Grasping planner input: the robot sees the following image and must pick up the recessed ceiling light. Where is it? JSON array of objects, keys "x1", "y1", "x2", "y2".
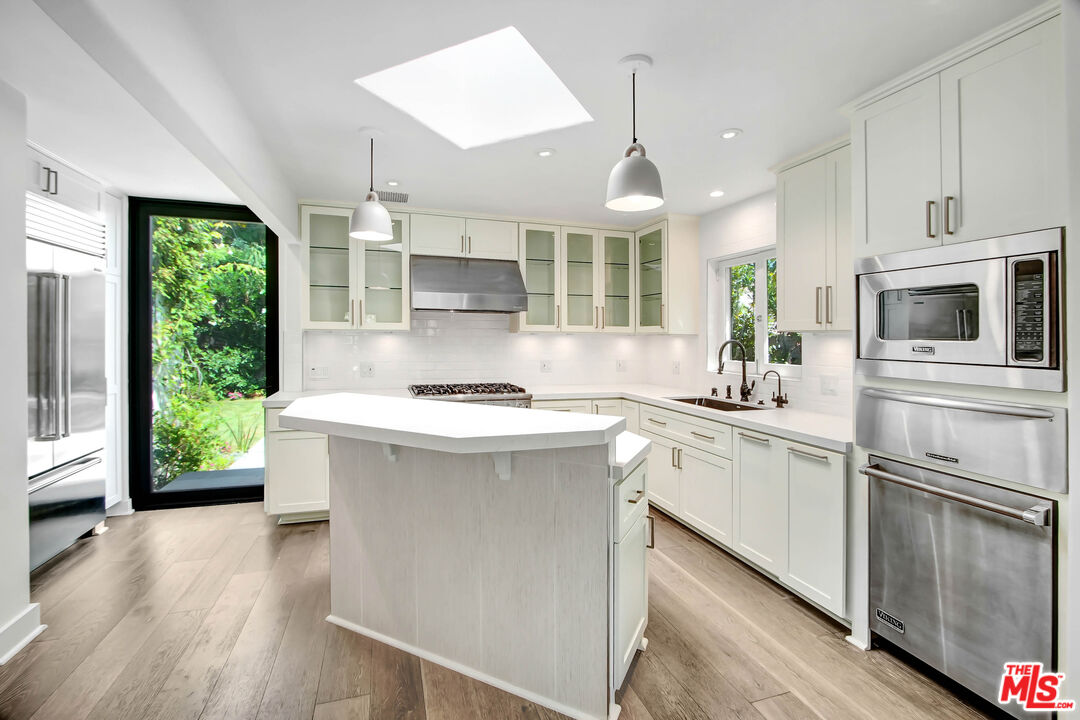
[
  {"x1": 719, "y1": 128, "x2": 742, "y2": 140},
  {"x1": 709, "y1": 189, "x2": 725, "y2": 197},
  {"x1": 536, "y1": 148, "x2": 556, "y2": 158},
  {"x1": 355, "y1": 27, "x2": 593, "y2": 150},
  {"x1": 386, "y1": 180, "x2": 399, "y2": 186}
]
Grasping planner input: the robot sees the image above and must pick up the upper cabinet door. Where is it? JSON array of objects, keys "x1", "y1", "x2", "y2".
[
  {"x1": 776, "y1": 155, "x2": 829, "y2": 332},
  {"x1": 358, "y1": 213, "x2": 410, "y2": 330},
  {"x1": 465, "y1": 219, "x2": 518, "y2": 260},
  {"x1": 852, "y1": 75, "x2": 942, "y2": 257},
  {"x1": 635, "y1": 222, "x2": 667, "y2": 333},
  {"x1": 561, "y1": 227, "x2": 599, "y2": 332},
  {"x1": 302, "y1": 206, "x2": 358, "y2": 329},
  {"x1": 600, "y1": 231, "x2": 635, "y2": 333},
  {"x1": 410, "y1": 214, "x2": 466, "y2": 257},
  {"x1": 825, "y1": 145, "x2": 853, "y2": 331},
  {"x1": 940, "y1": 18, "x2": 1064, "y2": 244},
  {"x1": 517, "y1": 224, "x2": 561, "y2": 331}
]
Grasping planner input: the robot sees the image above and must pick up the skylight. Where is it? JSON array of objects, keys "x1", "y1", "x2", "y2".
[{"x1": 355, "y1": 27, "x2": 593, "y2": 150}]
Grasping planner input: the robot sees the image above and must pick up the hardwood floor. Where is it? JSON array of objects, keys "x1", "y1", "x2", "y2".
[{"x1": 0, "y1": 502, "x2": 993, "y2": 720}]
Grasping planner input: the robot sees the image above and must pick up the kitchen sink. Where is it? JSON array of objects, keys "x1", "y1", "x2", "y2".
[{"x1": 670, "y1": 396, "x2": 769, "y2": 412}]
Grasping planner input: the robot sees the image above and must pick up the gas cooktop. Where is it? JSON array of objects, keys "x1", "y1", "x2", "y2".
[{"x1": 408, "y1": 382, "x2": 532, "y2": 407}]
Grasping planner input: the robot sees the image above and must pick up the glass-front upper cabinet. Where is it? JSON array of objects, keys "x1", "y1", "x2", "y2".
[
  {"x1": 601, "y1": 231, "x2": 635, "y2": 332},
  {"x1": 636, "y1": 221, "x2": 667, "y2": 333},
  {"x1": 301, "y1": 205, "x2": 410, "y2": 330},
  {"x1": 517, "y1": 224, "x2": 561, "y2": 331},
  {"x1": 562, "y1": 227, "x2": 599, "y2": 332}
]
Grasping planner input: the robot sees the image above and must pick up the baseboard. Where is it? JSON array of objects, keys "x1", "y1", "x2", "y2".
[
  {"x1": 277, "y1": 510, "x2": 329, "y2": 525},
  {"x1": 0, "y1": 604, "x2": 45, "y2": 665},
  {"x1": 326, "y1": 614, "x2": 603, "y2": 720},
  {"x1": 106, "y1": 497, "x2": 134, "y2": 516}
]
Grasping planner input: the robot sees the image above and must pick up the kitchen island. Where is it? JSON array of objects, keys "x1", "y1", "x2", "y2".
[{"x1": 279, "y1": 393, "x2": 650, "y2": 720}]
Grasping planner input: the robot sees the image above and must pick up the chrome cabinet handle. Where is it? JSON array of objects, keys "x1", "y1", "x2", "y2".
[
  {"x1": 926, "y1": 200, "x2": 936, "y2": 239},
  {"x1": 51, "y1": 169, "x2": 59, "y2": 195},
  {"x1": 944, "y1": 196, "x2": 955, "y2": 235},
  {"x1": 788, "y1": 447, "x2": 829, "y2": 462},
  {"x1": 690, "y1": 431, "x2": 714, "y2": 441},
  {"x1": 738, "y1": 431, "x2": 770, "y2": 445},
  {"x1": 861, "y1": 387, "x2": 1054, "y2": 419},
  {"x1": 815, "y1": 287, "x2": 822, "y2": 324},
  {"x1": 628, "y1": 489, "x2": 646, "y2": 504},
  {"x1": 647, "y1": 515, "x2": 655, "y2": 548},
  {"x1": 647, "y1": 417, "x2": 666, "y2": 427},
  {"x1": 859, "y1": 464, "x2": 1051, "y2": 526},
  {"x1": 826, "y1": 286, "x2": 833, "y2": 324}
]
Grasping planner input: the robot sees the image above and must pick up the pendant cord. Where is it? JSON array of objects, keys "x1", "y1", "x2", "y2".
[
  {"x1": 631, "y1": 71, "x2": 637, "y2": 144},
  {"x1": 369, "y1": 137, "x2": 374, "y2": 193}
]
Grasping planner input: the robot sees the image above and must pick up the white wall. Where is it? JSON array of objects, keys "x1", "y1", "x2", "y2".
[{"x1": 0, "y1": 78, "x2": 42, "y2": 664}]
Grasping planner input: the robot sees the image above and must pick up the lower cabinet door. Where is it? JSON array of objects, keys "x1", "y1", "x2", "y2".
[
  {"x1": 733, "y1": 431, "x2": 787, "y2": 575},
  {"x1": 678, "y1": 446, "x2": 733, "y2": 547},
  {"x1": 614, "y1": 512, "x2": 648, "y2": 688},
  {"x1": 642, "y1": 431, "x2": 679, "y2": 513},
  {"x1": 784, "y1": 442, "x2": 846, "y2": 616},
  {"x1": 591, "y1": 399, "x2": 622, "y2": 416},
  {"x1": 265, "y1": 431, "x2": 329, "y2": 514}
]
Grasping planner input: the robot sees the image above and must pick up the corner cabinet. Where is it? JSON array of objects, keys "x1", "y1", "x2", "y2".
[
  {"x1": 851, "y1": 14, "x2": 1063, "y2": 257},
  {"x1": 775, "y1": 143, "x2": 852, "y2": 332},
  {"x1": 635, "y1": 216, "x2": 698, "y2": 334},
  {"x1": 301, "y1": 205, "x2": 410, "y2": 330}
]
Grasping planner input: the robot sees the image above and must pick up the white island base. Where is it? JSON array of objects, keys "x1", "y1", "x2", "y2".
[{"x1": 328, "y1": 437, "x2": 622, "y2": 719}]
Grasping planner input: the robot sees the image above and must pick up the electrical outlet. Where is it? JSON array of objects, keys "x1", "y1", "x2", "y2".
[
  {"x1": 672, "y1": 360, "x2": 681, "y2": 375},
  {"x1": 820, "y1": 374, "x2": 839, "y2": 396},
  {"x1": 308, "y1": 366, "x2": 329, "y2": 379},
  {"x1": 615, "y1": 359, "x2": 627, "y2": 372},
  {"x1": 540, "y1": 360, "x2": 553, "y2": 373},
  {"x1": 355, "y1": 362, "x2": 375, "y2": 378}
]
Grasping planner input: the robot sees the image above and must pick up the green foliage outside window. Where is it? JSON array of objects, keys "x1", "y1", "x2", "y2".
[{"x1": 725, "y1": 256, "x2": 801, "y2": 368}]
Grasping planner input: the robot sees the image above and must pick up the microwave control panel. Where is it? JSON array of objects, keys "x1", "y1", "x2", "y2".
[{"x1": 1013, "y1": 258, "x2": 1045, "y2": 362}]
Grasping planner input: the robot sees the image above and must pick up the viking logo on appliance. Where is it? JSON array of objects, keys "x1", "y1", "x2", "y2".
[
  {"x1": 998, "y1": 663, "x2": 1075, "y2": 711},
  {"x1": 875, "y1": 608, "x2": 904, "y2": 634},
  {"x1": 911, "y1": 345, "x2": 936, "y2": 354}
]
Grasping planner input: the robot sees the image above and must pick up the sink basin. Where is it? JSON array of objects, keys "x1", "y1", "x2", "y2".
[{"x1": 670, "y1": 396, "x2": 768, "y2": 412}]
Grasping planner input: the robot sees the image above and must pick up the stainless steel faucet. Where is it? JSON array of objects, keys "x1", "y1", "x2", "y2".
[
  {"x1": 763, "y1": 370, "x2": 788, "y2": 408},
  {"x1": 717, "y1": 339, "x2": 755, "y2": 402}
]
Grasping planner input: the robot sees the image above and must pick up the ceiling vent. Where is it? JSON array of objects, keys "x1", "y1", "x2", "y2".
[{"x1": 379, "y1": 191, "x2": 409, "y2": 204}]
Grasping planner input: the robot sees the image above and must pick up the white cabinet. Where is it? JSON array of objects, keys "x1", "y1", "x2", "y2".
[
  {"x1": 591, "y1": 399, "x2": 622, "y2": 416},
  {"x1": 264, "y1": 409, "x2": 329, "y2": 520},
  {"x1": 784, "y1": 441, "x2": 846, "y2": 616},
  {"x1": 852, "y1": 17, "x2": 1064, "y2": 258},
  {"x1": 642, "y1": 430, "x2": 679, "y2": 514},
  {"x1": 775, "y1": 144, "x2": 852, "y2": 332},
  {"x1": 939, "y1": 17, "x2": 1064, "y2": 244},
  {"x1": 26, "y1": 146, "x2": 102, "y2": 218},
  {"x1": 531, "y1": 399, "x2": 591, "y2": 413},
  {"x1": 852, "y1": 75, "x2": 942, "y2": 257},
  {"x1": 635, "y1": 216, "x2": 698, "y2": 334},
  {"x1": 614, "y1": 511, "x2": 648, "y2": 687},
  {"x1": 562, "y1": 227, "x2": 600, "y2": 332},
  {"x1": 622, "y1": 401, "x2": 640, "y2": 434},
  {"x1": 600, "y1": 231, "x2": 635, "y2": 332},
  {"x1": 301, "y1": 205, "x2": 410, "y2": 330},
  {"x1": 516, "y1": 224, "x2": 561, "y2": 331},
  {"x1": 411, "y1": 214, "x2": 518, "y2": 260},
  {"x1": 733, "y1": 430, "x2": 786, "y2": 575},
  {"x1": 678, "y1": 446, "x2": 733, "y2": 547}
]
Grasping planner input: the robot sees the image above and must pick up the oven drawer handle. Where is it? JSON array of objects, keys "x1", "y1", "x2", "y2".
[
  {"x1": 859, "y1": 464, "x2": 1051, "y2": 526},
  {"x1": 861, "y1": 388, "x2": 1054, "y2": 420}
]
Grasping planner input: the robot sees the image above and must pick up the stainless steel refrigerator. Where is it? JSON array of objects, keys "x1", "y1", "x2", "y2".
[{"x1": 27, "y1": 233, "x2": 106, "y2": 570}]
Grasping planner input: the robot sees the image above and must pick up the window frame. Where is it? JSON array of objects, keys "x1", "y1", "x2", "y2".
[{"x1": 709, "y1": 248, "x2": 802, "y2": 380}]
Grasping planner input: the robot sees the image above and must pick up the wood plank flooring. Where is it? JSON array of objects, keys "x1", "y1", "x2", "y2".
[{"x1": 0, "y1": 501, "x2": 995, "y2": 720}]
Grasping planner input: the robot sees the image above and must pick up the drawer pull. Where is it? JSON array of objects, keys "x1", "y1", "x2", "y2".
[
  {"x1": 788, "y1": 447, "x2": 829, "y2": 462},
  {"x1": 738, "y1": 432, "x2": 770, "y2": 445},
  {"x1": 690, "y1": 431, "x2": 715, "y2": 442},
  {"x1": 627, "y1": 489, "x2": 646, "y2": 504},
  {"x1": 647, "y1": 515, "x2": 655, "y2": 549},
  {"x1": 647, "y1": 417, "x2": 667, "y2": 427},
  {"x1": 671, "y1": 447, "x2": 677, "y2": 467}
]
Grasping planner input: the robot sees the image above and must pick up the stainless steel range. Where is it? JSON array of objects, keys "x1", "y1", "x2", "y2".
[{"x1": 408, "y1": 382, "x2": 532, "y2": 408}]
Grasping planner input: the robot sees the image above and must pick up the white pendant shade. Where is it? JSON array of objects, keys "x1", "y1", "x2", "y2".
[
  {"x1": 606, "y1": 143, "x2": 664, "y2": 211},
  {"x1": 349, "y1": 191, "x2": 394, "y2": 241}
]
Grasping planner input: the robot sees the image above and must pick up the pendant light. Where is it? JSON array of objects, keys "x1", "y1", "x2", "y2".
[
  {"x1": 605, "y1": 55, "x2": 664, "y2": 212},
  {"x1": 349, "y1": 137, "x2": 394, "y2": 241}
]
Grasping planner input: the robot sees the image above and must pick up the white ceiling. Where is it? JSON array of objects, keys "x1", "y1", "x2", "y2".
[
  {"x1": 176, "y1": 0, "x2": 1032, "y2": 225},
  {"x1": 0, "y1": 0, "x2": 237, "y2": 203}
]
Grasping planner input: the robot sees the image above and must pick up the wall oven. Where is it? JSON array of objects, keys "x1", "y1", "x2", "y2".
[{"x1": 855, "y1": 228, "x2": 1063, "y2": 391}]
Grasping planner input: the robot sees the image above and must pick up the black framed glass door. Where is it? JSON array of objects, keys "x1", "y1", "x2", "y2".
[{"x1": 130, "y1": 198, "x2": 278, "y2": 509}]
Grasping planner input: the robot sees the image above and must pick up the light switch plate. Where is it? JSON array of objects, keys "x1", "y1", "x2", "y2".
[
  {"x1": 616, "y1": 359, "x2": 627, "y2": 372},
  {"x1": 356, "y1": 362, "x2": 375, "y2": 378},
  {"x1": 308, "y1": 366, "x2": 329, "y2": 379},
  {"x1": 672, "y1": 360, "x2": 681, "y2": 375},
  {"x1": 540, "y1": 360, "x2": 553, "y2": 373},
  {"x1": 820, "y1": 374, "x2": 839, "y2": 396}
]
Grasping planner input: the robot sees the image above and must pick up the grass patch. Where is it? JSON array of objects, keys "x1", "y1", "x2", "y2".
[{"x1": 210, "y1": 397, "x2": 265, "y2": 456}]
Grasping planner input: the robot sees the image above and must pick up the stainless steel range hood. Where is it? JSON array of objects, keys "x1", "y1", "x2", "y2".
[{"x1": 410, "y1": 255, "x2": 527, "y2": 313}]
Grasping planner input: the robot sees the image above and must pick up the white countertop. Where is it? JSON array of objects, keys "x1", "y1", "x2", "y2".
[
  {"x1": 613, "y1": 432, "x2": 651, "y2": 480},
  {"x1": 265, "y1": 383, "x2": 852, "y2": 453},
  {"x1": 278, "y1": 393, "x2": 625, "y2": 454}
]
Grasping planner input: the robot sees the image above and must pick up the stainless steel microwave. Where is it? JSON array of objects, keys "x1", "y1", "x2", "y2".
[{"x1": 855, "y1": 228, "x2": 1063, "y2": 391}]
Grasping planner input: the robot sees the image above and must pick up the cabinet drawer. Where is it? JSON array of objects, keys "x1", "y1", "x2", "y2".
[
  {"x1": 615, "y1": 460, "x2": 648, "y2": 542},
  {"x1": 639, "y1": 406, "x2": 732, "y2": 458}
]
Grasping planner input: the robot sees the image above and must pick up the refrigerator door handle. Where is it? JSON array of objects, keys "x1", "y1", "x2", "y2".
[
  {"x1": 61, "y1": 274, "x2": 72, "y2": 438},
  {"x1": 41, "y1": 273, "x2": 63, "y2": 441},
  {"x1": 28, "y1": 455, "x2": 102, "y2": 494}
]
